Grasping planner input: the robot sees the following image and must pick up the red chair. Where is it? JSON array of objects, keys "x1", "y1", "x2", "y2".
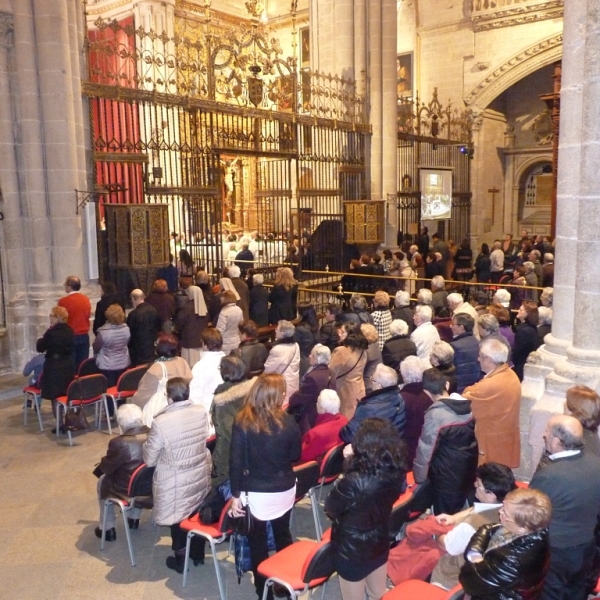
[
  {"x1": 382, "y1": 581, "x2": 464, "y2": 600},
  {"x1": 292, "y1": 461, "x2": 321, "y2": 539},
  {"x1": 311, "y1": 443, "x2": 345, "y2": 538},
  {"x1": 77, "y1": 357, "x2": 101, "y2": 377},
  {"x1": 55, "y1": 374, "x2": 111, "y2": 445},
  {"x1": 180, "y1": 499, "x2": 233, "y2": 597},
  {"x1": 105, "y1": 364, "x2": 150, "y2": 416},
  {"x1": 99, "y1": 464, "x2": 155, "y2": 566},
  {"x1": 257, "y1": 539, "x2": 335, "y2": 600},
  {"x1": 23, "y1": 372, "x2": 43, "y2": 432}
]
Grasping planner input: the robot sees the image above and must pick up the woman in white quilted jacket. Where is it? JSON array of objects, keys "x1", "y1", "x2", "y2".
[{"x1": 143, "y1": 377, "x2": 212, "y2": 574}]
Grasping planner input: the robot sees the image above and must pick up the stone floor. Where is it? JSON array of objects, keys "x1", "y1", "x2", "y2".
[{"x1": 0, "y1": 385, "x2": 344, "y2": 600}]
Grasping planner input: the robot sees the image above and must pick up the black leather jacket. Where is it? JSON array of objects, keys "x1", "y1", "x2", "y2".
[
  {"x1": 459, "y1": 523, "x2": 550, "y2": 600},
  {"x1": 325, "y1": 469, "x2": 405, "y2": 565}
]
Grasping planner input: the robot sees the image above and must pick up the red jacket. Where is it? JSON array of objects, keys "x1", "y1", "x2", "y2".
[
  {"x1": 300, "y1": 413, "x2": 348, "y2": 463},
  {"x1": 58, "y1": 292, "x2": 91, "y2": 335}
]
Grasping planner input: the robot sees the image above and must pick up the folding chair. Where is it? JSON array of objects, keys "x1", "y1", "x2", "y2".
[
  {"x1": 99, "y1": 464, "x2": 155, "y2": 566},
  {"x1": 258, "y1": 539, "x2": 335, "y2": 600},
  {"x1": 105, "y1": 364, "x2": 150, "y2": 417},
  {"x1": 382, "y1": 581, "x2": 464, "y2": 600},
  {"x1": 180, "y1": 499, "x2": 233, "y2": 598},
  {"x1": 55, "y1": 374, "x2": 111, "y2": 445},
  {"x1": 292, "y1": 461, "x2": 321, "y2": 539},
  {"x1": 23, "y1": 373, "x2": 44, "y2": 432}
]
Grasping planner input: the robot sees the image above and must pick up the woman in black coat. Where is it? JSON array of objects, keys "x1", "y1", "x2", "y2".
[
  {"x1": 37, "y1": 306, "x2": 76, "y2": 429},
  {"x1": 513, "y1": 301, "x2": 541, "y2": 381},
  {"x1": 325, "y1": 418, "x2": 406, "y2": 600},
  {"x1": 460, "y1": 487, "x2": 551, "y2": 600},
  {"x1": 475, "y1": 243, "x2": 491, "y2": 283},
  {"x1": 268, "y1": 267, "x2": 298, "y2": 324}
]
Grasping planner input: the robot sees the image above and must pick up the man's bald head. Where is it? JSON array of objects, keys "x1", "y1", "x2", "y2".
[
  {"x1": 544, "y1": 414, "x2": 584, "y2": 454},
  {"x1": 130, "y1": 289, "x2": 145, "y2": 307}
]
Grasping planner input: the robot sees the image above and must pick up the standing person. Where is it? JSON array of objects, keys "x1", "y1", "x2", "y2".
[
  {"x1": 127, "y1": 289, "x2": 162, "y2": 367},
  {"x1": 234, "y1": 320, "x2": 268, "y2": 377},
  {"x1": 418, "y1": 226, "x2": 430, "y2": 257},
  {"x1": 143, "y1": 377, "x2": 211, "y2": 573},
  {"x1": 410, "y1": 305, "x2": 441, "y2": 365},
  {"x1": 489, "y1": 241, "x2": 504, "y2": 283},
  {"x1": 392, "y1": 290, "x2": 414, "y2": 334},
  {"x1": 216, "y1": 290, "x2": 243, "y2": 353},
  {"x1": 361, "y1": 323, "x2": 383, "y2": 394},
  {"x1": 37, "y1": 306, "x2": 76, "y2": 433},
  {"x1": 513, "y1": 301, "x2": 541, "y2": 381},
  {"x1": 228, "y1": 265, "x2": 250, "y2": 322},
  {"x1": 268, "y1": 267, "x2": 298, "y2": 324},
  {"x1": 318, "y1": 303, "x2": 342, "y2": 351},
  {"x1": 92, "y1": 304, "x2": 131, "y2": 388},
  {"x1": 329, "y1": 322, "x2": 368, "y2": 419},
  {"x1": 462, "y1": 338, "x2": 521, "y2": 468},
  {"x1": 264, "y1": 320, "x2": 301, "y2": 398},
  {"x1": 294, "y1": 302, "x2": 318, "y2": 377},
  {"x1": 228, "y1": 374, "x2": 301, "y2": 600},
  {"x1": 454, "y1": 238, "x2": 473, "y2": 282},
  {"x1": 529, "y1": 416, "x2": 600, "y2": 600},
  {"x1": 382, "y1": 319, "x2": 417, "y2": 372},
  {"x1": 474, "y1": 243, "x2": 491, "y2": 283},
  {"x1": 249, "y1": 273, "x2": 269, "y2": 327},
  {"x1": 371, "y1": 290, "x2": 393, "y2": 350},
  {"x1": 174, "y1": 285, "x2": 209, "y2": 368},
  {"x1": 178, "y1": 248, "x2": 195, "y2": 277},
  {"x1": 58, "y1": 275, "x2": 92, "y2": 369},
  {"x1": 326, "y1": 418, "x2": 406, "y2": 600},
  {"x1": 449, "y1": 313, "x2": 481, "y2": 393},
  {"x1": 93, "y1": 281, "x2": 122, "y2": 335},
  {"x1": 145, "y1": 279, "x2": 176, "y2": 330},
  {"x1": 563, "y1": 384, "x2": 600, "y2": 457}
]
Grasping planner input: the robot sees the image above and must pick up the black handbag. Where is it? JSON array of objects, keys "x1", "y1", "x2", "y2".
[
  {"x1": 230, "y1": 430, "x2": 254, "y2": 535},
  {"x1": 198, "y1": 486, "x2": 227, "y2": 525},
  {"x1": 64, "y1": 405, "x2": 89, "y2": 431}
]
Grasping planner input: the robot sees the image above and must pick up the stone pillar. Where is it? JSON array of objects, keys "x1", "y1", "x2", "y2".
[
  {"x1": 519, "y1": 0, "x2": 599, "y2": 478},
  {"x1": 334, "y1": 0, "x2": 354, "y2": 80},
  {"x1": 368, "y1": 0, "x2": 383, "y2": 202}
]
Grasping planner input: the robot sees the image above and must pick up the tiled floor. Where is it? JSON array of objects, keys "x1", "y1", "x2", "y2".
[{"x1": 1, "y1": 394, "x2": 344, "y2": 600}]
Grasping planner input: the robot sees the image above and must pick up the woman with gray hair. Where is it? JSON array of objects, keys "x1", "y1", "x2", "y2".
[
  {"x1": 429, "y1": 340, "x2": 457, "y2": 393},
  {"x1": 538, "y1": 306, "x2": 552, "y2": 344},
  {"x1": 361, "y1": 323, "x2": 383, "y2": 393},
  {"x1": 342, "y1": 293, "x2": 374, "y2": 326},
  {"x1": 264, "y1": 320, "x2": 301, "y2": 398},
  {"x1": 399, "y1": 355, "x2": 433, "y2": 468},
  {"x1": 523, "y1": 261, "x2": 539, "y2": 303},
  {"x1": 95, "y1": 404, "x2": 150, "y2": 541},
  {"x1": 300, "y1": 389, "x2": 348, "y2": 463},
  {"x1": 478, "y1": 313, "x2": 511, "y2": 356},
  {"x1": 382, "y1": 319, "x2": 417, "y2": 372},
  {"x1": 540, "y1": 287, "x2": 553, "y2": 308},
  {"x1": 392, "y1": 290, "x2": 414, "y2": 334},
  {"x1": 287, "y1": 343, "x2": 334, "y2": 435}
]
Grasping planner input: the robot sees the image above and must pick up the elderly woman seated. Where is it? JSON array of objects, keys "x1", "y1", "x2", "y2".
[
  {"x1": 94, "y1": 404, "x2": 150, "y2": 541},
  {"x1": 299, "y1": 389, "x2": 348, "y2": 463},
  {"x1": 429, "y1": 341, "x2": 457, "y2": 393},
  {"x1": 459, "y1": 488, "x2": 552, "y2": 599},
  {"x1": 287, "y1": 343, "x2": 334, "y2": 435},
  {"x1": 431, "y1": 276, "x2": 448, "y2": 314},
  {"x1": 382, "y1": 319, "x2": 417, "y2": 372}
]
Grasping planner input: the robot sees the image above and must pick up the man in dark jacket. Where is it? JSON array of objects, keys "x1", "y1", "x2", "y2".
[
  {"x1": 95, "y1": 404, "x2": 150, "y2": 540},
  {"x1": 234, "y1": 242, "x2": 254, "y2": 276},
  {"x1": 340, "y1": 364, "x2": 406, "y2": 443},
  {"x1": 233, "y1": 320, "x2": 268, "y2": 377},
  {"x1": 127, "y1": 289, "x2": 162, "y2": 366},
  {"x1": 228, "y1": 265, "x2": 250, "y2": 321},
  {"x1": 249, "y1": 273, "x2": 269, "y2": 327},
  {"x1": 413, "y1": 368, "x2": 478, "y2": 514},
  {"x1": 449, "y1": 313, "x2": 482, "y2": 393}
]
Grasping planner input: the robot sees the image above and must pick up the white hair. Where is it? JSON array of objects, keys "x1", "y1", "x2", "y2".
[
  {"x1": 317, "y1": 389, "x2": 340, "y2": 415},
  {"x1": 480, "y1": 337, "x2": 509, "y2": 365},
  {"x1": 116, "y1": 404, "x2": 144, "y2": 432},
  {"x1": 414, "y1": 304, "x2": 432, "y2": 323},
  {"x1": 395, "y1": 290, "x2": 411, "y2": 308},
  {"x1": 523, "y1": 261, "x2": 535, "y2": 273},
  {"x1": 530, "y1": 249, "x2": 541, "y2": 259},
  {"x1": 478, "y1": 313, "x2": 499, "y2": 334},
  {"x1": 277, "y1": 320, "x2": 295, "y2": 338},
  {"x1": 311, "y1": 343, "x2": 331, "y2": 365},
  {"x1": 389, "y1": 319, "x2": 409, "y2": 337},
  {"x1": 431, "y1": 276, "x2": 445, "y2": 291},
  {"x1": 400, "y1": 355, "x2": 424, "y2": 383},
  {"x1": 538, "y1": 306, "x2": 553, "y2": 326},
  {"x1": 228, "y1": 265, "x2": 241, "y2": 278},
  {"x1": 417, "y1": 289, "x2": 433, "y2": 305},
  {"x1": 430, "y1": 341, "x2": 455, "y2": 367},
  {"x1": 544, "y1": 253, "x2": 554, "y2": 264},
  {"x1": 253, "y1": 273, "x2": 264, "y2": 285},
  {"x1": 540, "y1": 287, "x2": 553, "y2": 307},
  {"x1": 373, "y1": 364, "x2": 398, "y2": 387},
  {"x1": 447, "y1": 293, "x2": 463, "y2": 309},
  {"x1": 493, "y1": 289, "x2": 511, "y2": 305}
]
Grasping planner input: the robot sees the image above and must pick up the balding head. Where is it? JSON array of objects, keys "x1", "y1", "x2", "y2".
[
  {"x1": 130, "y1": 289, "x2": 145, "y2": 307},
  {"x1": 544, "y1": 414, "x2": 584, "y2": 455}
]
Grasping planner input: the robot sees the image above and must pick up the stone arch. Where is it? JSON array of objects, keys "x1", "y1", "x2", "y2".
[
  {"x1": 464, "y1": 34, "x2": 562, "y2": 111},
  {"x1": 516, "y1": 157, "x2": 552, "y2": 233}
]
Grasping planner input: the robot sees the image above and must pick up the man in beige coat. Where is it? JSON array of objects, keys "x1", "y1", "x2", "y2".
[
  {"x1": 462, "y1": 338, "x2": 521, "y2": 468},
  {"x1": 144, "y1": 377, "x2": 211, "y2": 573}
]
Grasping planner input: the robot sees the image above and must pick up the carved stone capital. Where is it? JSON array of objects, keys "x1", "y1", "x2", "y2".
[
  {"x1": 0, "y1": 13, "x2": 14, "y2": 49},
  {"x1": 472, "y1": 0, "x2": 563, "y2": 32}
]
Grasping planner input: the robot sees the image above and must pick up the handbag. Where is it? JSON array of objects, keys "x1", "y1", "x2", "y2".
[
  {"x1": 230, "y1": 430, "x2": 254, "y2": 536},
  {"x1": 64, "y1": 405, "x2": 89, "y2": 431},
  {"x1": 142, "y1": 361, "x2": 169, "y2": 427},
  {"x1": 197, "y1": 486, "x2": 227, "y2": 525}
]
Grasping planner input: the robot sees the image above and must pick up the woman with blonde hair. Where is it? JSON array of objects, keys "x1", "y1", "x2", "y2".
[
  {"x1": 93, "y1": 303, "x2": 131, "y2": 389},
  {"x1": 228, "y1": 373, "x2": 301, "y2": 600},
  {"x1": 268, "y1": 267, "x2": 298, "y2": 324}
]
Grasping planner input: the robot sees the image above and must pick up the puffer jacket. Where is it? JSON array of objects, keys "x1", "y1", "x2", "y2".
[
  {"x1": 450, "y1": 332, "x2": 482, "y2": 393},
  {"x1": 99, "y1": 426, "x2": 150, "y2": 498},
  {"x1": 216, "y1": 304, "x2": 243, "y2": 352},
  {"x1": 325, "y1": 469, "x2": 406, "y2": 567},
  {"x1": 459, "y1": 524, "x2": 550, "y2": 600},
  {"x1": 143, "y1": 401, "x2": 211, "y2": 525},
  {"x1": 93, "y1": 323, "x2": 131, "y2": 371},
  {"x1": 340, "y1": 385, "x2": 406, "y2": 444},
  {"x1": 413, "y1": 394, "x2": 478, "y2": 496},
  {"x1": 382, "y1": 335, "x2": 417, "y2": 372},
  {"x1": 210, "y1": 377, "x2": 257, "y2": 487},
  {"x1": 263, "y1": 338, "x2": 300, "y2": 398}
]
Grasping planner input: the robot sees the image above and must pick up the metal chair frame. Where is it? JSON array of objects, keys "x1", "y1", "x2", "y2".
[
  {"x1": 23, "y1": 374, "x2": 44, "y2": 432},
  {"x1": 105, "y1": 364, "x2": 150, "y2": 418},
  {"x1": 292, "y1": 461, "x2": 321, "y2": 540}
]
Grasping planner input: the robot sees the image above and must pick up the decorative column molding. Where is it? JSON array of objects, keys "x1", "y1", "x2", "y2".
[{"x1": 0, "y1": 13, "x2": 13, "y2": 47}]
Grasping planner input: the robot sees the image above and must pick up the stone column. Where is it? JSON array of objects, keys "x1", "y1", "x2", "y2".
[
  {"x1": 368, "y1": 0, "x2": 383, "y2": 202},
  {"x1": 519, "y1": 0, "x2": 599, "y2": 478}
]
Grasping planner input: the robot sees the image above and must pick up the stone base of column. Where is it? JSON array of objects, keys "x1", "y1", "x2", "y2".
[{"x1": 517, "y1": 339, "x2": 600, "y2": 480}]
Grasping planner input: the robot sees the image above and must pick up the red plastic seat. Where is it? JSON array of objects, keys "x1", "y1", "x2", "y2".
[
  {"x1": 105, "y1": 364, "x2": 150, "y2": 413},
  {"x1": 257, "y1": 539, "x2": 335, "y2": 600},
  {"x1": 382, "y1": 581, "x2": 464, "y2": 600},
  {"x1": 179, "y1": 499, "x2": 233, "y2": 598},
  {"x1": 293, "y1": 461, "x2": 321, "y2": 539}
]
